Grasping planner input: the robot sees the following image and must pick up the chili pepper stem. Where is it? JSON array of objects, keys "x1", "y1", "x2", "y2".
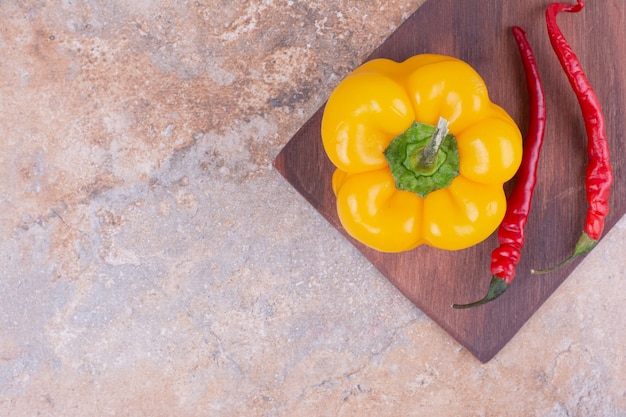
[
  {"x1": 417, "y1": 116, "x2": 449, "y2": 171},
  {"x1": 531, "y1": 232, "x2": 597, "y2": 274},
  {"x1": 452, "y1": 277, "x2": 509, "y2": 309}
]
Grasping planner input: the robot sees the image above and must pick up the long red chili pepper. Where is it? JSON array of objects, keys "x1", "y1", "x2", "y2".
[
  {"x1": 453, "y1": 26, "x2": 547, "y2": 309},
  {"x1": 532, "y1": 0, "x2": 612, "y2": 274}
]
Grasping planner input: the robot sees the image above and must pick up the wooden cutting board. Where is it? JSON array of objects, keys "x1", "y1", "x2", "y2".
[{"x1": 273, "y1": 0, "x2": 625, "y2": 362}]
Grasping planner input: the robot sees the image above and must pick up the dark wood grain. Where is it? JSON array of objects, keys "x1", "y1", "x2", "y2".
[{"x1": 273, "y1": 0, "x2": 625, "y2": 362}]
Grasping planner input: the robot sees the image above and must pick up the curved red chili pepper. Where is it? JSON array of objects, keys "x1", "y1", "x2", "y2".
[
  {"x1": 532, "y1": 0, "x2": 613, "y2": 273},
  {"x1": 454, "y1": 26, "x2": 546, "y2": 309}
]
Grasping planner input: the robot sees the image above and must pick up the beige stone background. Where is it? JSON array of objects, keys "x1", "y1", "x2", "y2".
[{"x1": 1, "y1": 1, "x2": 625, "y2": 415}]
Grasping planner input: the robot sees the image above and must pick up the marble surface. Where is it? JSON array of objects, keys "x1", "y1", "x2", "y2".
[{"x1": 1, "y1": 1, "x2": 625, "y2": 415}]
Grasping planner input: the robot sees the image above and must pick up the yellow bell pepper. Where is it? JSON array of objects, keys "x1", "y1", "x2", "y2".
[{"x1": 321, "y1": 54, "x2": 523, "y2": 253}]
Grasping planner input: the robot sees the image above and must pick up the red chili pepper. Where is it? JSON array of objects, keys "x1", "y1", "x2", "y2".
[
  {"x1": 532, "y1": 0, "x2": 613, "y2": 274},
  {"x1": 453, "y1": 26, "x2": 547, "y2": 309}
]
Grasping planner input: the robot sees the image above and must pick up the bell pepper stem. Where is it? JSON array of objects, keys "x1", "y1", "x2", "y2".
[
  {"x1": 452, "y1": 276, "x2": 509, "y2": 309},
  {"x1": 418, "y1": 117, "x2": 449, "y2": 170},
  {"x1": 384, "y1": 118, "x2": 459, "y2": 197}
]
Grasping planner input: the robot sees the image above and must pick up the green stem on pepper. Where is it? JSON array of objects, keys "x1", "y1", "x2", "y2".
[
  {"x1": 531, "y1": 233, "x2": 596, "y2": 274},
  {"x1": 417, "y1": 117, "x2": 450, "y2": 171},
  {"x1": 384, "y1": 117, "x2": 459, "y2": 198}
]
